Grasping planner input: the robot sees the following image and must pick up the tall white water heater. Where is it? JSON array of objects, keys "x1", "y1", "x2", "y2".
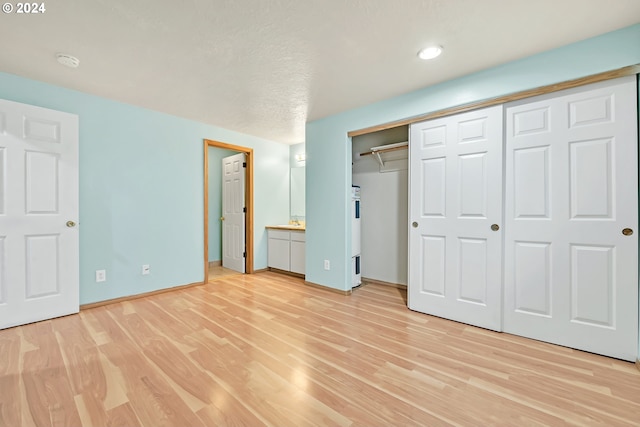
[{"x1": 351, "y1": 185, "x2": 361, "y2": 288}]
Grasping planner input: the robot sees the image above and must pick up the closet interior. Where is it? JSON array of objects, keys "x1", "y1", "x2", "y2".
[{"x1": 351, "y1": 125, "x2": 409, "y2": 288}]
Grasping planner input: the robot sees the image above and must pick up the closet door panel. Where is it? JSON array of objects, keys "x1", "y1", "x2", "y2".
[
  {"x1": 504, "y1": 76, "x2": 638, "y2": 361},
  {"x1": 569, "y1": 138, "x2": 613, "y2": 218},
  {"x1": 420, "y1": 235, "x2": 446, "y2": 296},
  {"x1": 513, "y1": 146, "x2": 550, "y2": 218},
  {"x1": 570, "y1": 244, "x2": 614, "y2": 327},
  {"x1": 421, "y1": 157, "x2": 447, "y2": 217},
  {"x1": 513, "y1": 241, "x2": 552, "y2": 317},
  {"x1": 409, "y1": 105, "x2": 503, "y2": 331},
  {"x1": 458, "y1": 153, "x2": 488, "y2": 218},
  {"x1": 458, "y1": 237, "x2": 488, "y2": 304}
]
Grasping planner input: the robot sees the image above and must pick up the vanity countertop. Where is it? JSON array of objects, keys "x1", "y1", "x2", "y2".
[{"x1": 266, "y1": 225, "x2": 306, "y2": 231}]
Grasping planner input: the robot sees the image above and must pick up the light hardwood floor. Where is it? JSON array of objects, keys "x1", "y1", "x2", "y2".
[
  {"x1": 208, "y1": 265, "x2": 242, "y2": 281},
  {"x1": 1, "y1": 271, "x2": 639, "y2": 426}
]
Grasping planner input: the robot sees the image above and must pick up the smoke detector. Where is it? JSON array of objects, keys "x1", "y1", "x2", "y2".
[{"x1": 56, "y1": 53, "x2": 80, "y2": 68}]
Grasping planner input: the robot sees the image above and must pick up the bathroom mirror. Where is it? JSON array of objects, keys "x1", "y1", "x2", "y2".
[{"x1": 290, "y1": 167, "x2": 305, "y2": 218}]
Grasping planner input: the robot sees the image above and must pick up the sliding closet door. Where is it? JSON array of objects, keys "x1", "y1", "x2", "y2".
[
  {"x1": 408, "y1": 106, "x2": 503, "y2": 331},
  {"x1": 504, "y1": 76, "x2": 638, "y2": 361}
]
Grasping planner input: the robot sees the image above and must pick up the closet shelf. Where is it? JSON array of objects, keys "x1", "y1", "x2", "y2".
[{"x1": 360, "y1": 141, "x2": 408, "y2": 168}]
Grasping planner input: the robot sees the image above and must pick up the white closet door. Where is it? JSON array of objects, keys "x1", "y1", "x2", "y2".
[
  {"x1": 504, "y1": 76, "x2": 638, "y2": 361},
  {"x1": 409, "y1": 106, "x2": 503, "y2": 331}
]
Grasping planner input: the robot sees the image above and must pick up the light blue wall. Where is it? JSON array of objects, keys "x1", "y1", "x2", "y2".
[
  {"x1": 305, "y1": 24, "x2": 640, "y2": 292},
  {"x1": 0, "y1": 71, "x2": 289, "y2": 304},
  {"x1": 208, "y1": 146, "x2": 238, "y2": 262}
]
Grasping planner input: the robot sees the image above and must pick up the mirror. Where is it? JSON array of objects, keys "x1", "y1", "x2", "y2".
[{"x1": 290, "y1": 167, "x2": 305, "y2": 219}]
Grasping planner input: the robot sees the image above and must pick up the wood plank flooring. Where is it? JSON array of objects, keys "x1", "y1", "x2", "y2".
[
  {"x1": 208, "y1": 265, "x2": 242, "y2": 281},
  {"x1": 1, "y1": 271, "x2": 639, "y2": 426}
]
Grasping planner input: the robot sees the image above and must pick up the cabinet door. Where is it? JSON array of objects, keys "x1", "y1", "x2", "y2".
[
  {"x1": 268, "y1": 230, "x2": 290, "y2": 271},
  {"x1": 290, "y1": 240, "x2": 305, "y2": 274}
]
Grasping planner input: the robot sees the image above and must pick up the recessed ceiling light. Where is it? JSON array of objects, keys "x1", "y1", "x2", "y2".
[
  {"x1": 56, "y1": 53, "x2": 80, "y2": 68},
  {"x1": 417, "y1": 46, "x2": 443, "y2": 60}
]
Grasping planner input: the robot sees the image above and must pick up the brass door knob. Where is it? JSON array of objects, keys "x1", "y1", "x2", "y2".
[
  {"x1": 412, "y1": 222, "x2": 418, "y2": 228},
  {"x1": 66, "y1": 221, "x2": 76, "y2": 228},
  {"x1": 491, "y1": 224, "x2": 500, "y2": 231},
  {"x1": 622, "y1": 228, "x2": 633, "y2": 236},
  {"x1": 220, "y1": 216, "x2": 225, "y2": 221}
]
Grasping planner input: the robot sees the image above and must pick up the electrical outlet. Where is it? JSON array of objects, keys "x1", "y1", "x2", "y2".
[
  {"x1": 96, "y1": 269, "x2": 106, "y2": 283},
  {"x1": 324, "y1": 260, "x2": 330, "y2": 270},
  {"x1": 142, "y1": 264, "x2": 150, "y2": 275}
]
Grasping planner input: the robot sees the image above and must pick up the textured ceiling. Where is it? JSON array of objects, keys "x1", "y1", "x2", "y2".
[{"x1": 0, "y1": 1, "x2": 638, "y2": 144}]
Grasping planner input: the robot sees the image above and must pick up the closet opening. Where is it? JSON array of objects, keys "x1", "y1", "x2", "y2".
[{"x1": 351, "y1": 125, "x2": 409, "y2": 291}]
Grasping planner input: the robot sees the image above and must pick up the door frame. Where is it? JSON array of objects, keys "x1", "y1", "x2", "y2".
[{"x1": 203, "y1": 139, "x2": 254, "y2": 280}]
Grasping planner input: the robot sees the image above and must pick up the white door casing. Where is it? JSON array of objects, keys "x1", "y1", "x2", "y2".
[
  {"x1": 0, "y1": 98, "x2": 79, "y2": 329},
  {"x1": 222, "y1": 153, "x2": 246, "y2": 273},
  {"x1": 504, "y1": 76, "x2": 638, "y2": 361},
  {"x1": 408, "y1": 105, "x2": 504, "y2": 331}
]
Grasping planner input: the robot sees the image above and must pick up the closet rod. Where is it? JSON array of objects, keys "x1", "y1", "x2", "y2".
[{"x1": 359, "y1": 141, "x2": 408, "y2": 157}]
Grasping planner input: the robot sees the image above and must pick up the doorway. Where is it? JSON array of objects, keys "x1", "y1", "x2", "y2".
[
  {"x1": 351, "y1": 126, "x2": 409, "y2": 289},
  {"x1": 203, "y1": 139, "x2": 254, "y2": 281}
]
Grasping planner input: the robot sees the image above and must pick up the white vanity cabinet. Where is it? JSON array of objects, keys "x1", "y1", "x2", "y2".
[
  {"x1": 267, "y1": 229, "x2": 291, "y2": 271},
  {"x1": 289, "y1": 231, "x2": 306, "y2": 274},
  {"x1": 267, "y1": 228, "x2": 305, "y2": 275}
]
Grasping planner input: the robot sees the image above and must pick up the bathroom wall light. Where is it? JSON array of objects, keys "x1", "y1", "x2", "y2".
[
  {"x1": 417, "y1": 46, "x2": 443, "y2": 60},
  {"x1": 295, "y1": 153, "x2": 306, "y2": 162}
]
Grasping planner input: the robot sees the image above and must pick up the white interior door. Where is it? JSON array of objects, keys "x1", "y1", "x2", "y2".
[
  {"x1": 408, "y1": 106, "x2": 504, "y2": 331},
  {"x1": 504, "y1": 76, "x2": 638, "y2": 361},
  {"x1": 222, "y1": 153, "x2": 246, "y2": 273},
  {"x1": 0, "y1": 99, "x2": 79, "y2": 329}
]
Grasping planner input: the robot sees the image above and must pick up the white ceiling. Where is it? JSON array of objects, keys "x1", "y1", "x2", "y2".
[{"x1": 1, "y1": 1, "x2": 638, "y2": 144}]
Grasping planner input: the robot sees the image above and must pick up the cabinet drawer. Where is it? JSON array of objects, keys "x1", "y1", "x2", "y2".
[
  {"x1": 268, "y1": 229, "x2": 290, "y2": 240},
  {"x1": 290, "y1": 231, "x2": 306, "y2": 242}
]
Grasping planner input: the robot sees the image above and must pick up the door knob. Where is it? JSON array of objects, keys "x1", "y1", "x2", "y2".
[
  {"x1": 66, "y1": 221, "x2": 76, "y2": 228},
  {"x1": 220, "y1": 216, "x2": 225, "y2": 221},
  {"x1": 412, "y1": 222, "x2": 418, "y2": 228},
  {"x1": 622, "y1": 228, "x2": 633, "y2": 236},
  {"x1": 491, "y1": 224, "x2": 500, "y2": 231}
]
